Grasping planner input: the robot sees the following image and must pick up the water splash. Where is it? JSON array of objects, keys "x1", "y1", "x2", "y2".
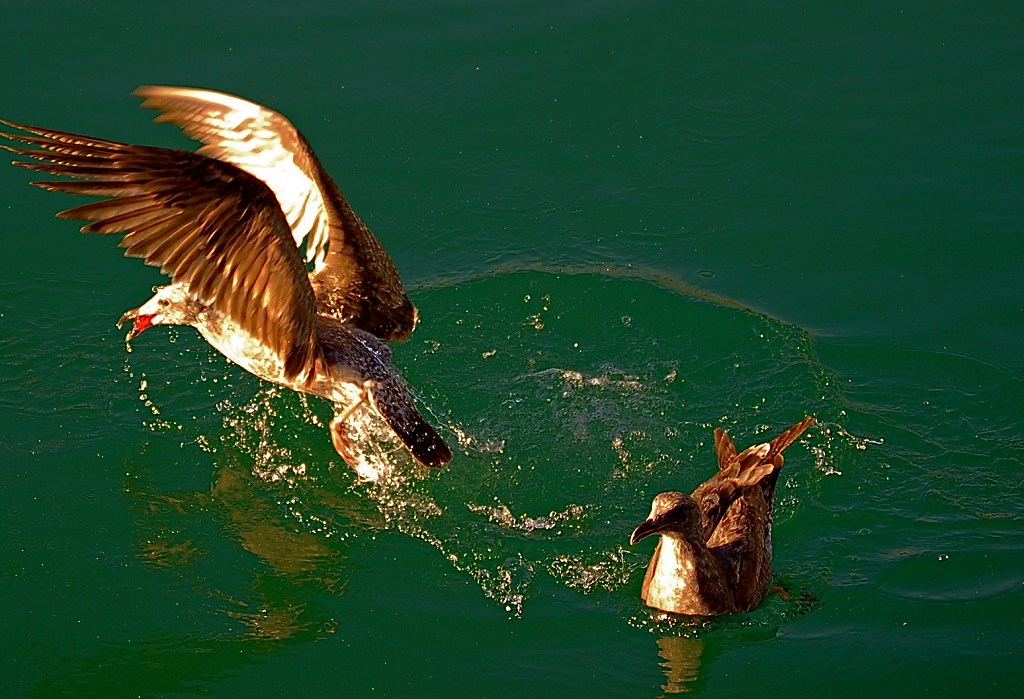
[{"x1": 119, "y1": 268, "x2": 862, "y2": 623}]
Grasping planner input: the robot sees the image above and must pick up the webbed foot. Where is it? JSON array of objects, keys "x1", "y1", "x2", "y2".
[
  {"x1": 328, "y1": 386, "x2": 372, "y2": 466},
  {"x1": 329, "y1": 414, "x2": 358, "y2": 466},
  {"x1": 770, "y1": 582, "x2": 792, "y2": 602}
]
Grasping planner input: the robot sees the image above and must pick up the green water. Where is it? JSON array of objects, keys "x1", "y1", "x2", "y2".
[{"x1": 2, "y1": 1, "x2": 1022, "y2": 696}]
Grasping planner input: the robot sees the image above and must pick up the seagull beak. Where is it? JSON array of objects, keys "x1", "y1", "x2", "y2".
[
  {"x1": 118, "y1": 312, "x2": 154, "y2": 340},
  {"x1": 630, "y1": 517, "x2": 660, "y2": 545}
]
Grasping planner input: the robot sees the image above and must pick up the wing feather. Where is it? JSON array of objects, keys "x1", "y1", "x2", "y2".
[
  {"x1": 133, "y1": 85, "x2": 418, "y2": 341},
  {"x1": 133, "y1": 85, "x2": 331, "y2": 267},
  {"x1": 0, "y1": 119, "x2": 322, "y2": 380}
]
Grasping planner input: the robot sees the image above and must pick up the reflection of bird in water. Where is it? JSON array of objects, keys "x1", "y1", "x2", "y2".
[
  {"x1": 656, "y1": 636, "x2": 703, "y2": 695},
  {"x1": 1, "y1": 86, "x2": 451, "y2": 470},
  {"x1": 630, "y1": 417, "x2": 814, "y2": 615},
  {"x1": 126, "y1": 454, "x2": 352, "y2": 643}
]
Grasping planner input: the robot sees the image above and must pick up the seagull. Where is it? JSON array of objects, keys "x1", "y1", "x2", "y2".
[
  {"x1": 0, "y1": 86, "x2": 452, "y2": 470},
  {"x1": 630, "y1": 417, "x2": 814, "y2": 615}
]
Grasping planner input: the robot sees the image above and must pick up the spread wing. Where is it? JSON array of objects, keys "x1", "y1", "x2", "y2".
[
  {"x1": 132, "y1": 85, "x2": 417, "y2": 341},
  {"x1": 1, "y1": 119, "x2": 322, "y2": 381},
  {"x1": 133, "y1": 85, "x2": 330, "y2": 268},
  {"x1": 704, "y1": 418, "x2": 814, "y2": 609}
]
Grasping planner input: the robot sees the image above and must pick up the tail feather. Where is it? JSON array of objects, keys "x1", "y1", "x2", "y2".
[
  {"x1": 766, "y1": 416, "x2": 815, "y2": 462},
  {"x1": 705, "y1": 417, "x2": 815, "y2": 512},
  {"x1": 371, "y1": 386, "x2": 452, "y2": 468},
  {"x1": 713, "y1": 428, "x2": 737, "y2": 471},
  {"x1": 755, "y1": 416, "x2": 815, "y2": 504}
]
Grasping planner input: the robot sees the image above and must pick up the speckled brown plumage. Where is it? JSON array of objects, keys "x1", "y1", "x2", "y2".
[
  {"x1": 630, "y1": 417, "x2": 814, "y2": 615},
  {"x1": 0, "y1": 88, "x2": 450, "y2": 471},
  {"x1": 314, "y1": 319, "x2": 451, "y2": 469}
]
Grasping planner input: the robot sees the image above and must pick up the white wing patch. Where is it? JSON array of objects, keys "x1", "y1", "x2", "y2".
[{"x1": 137, "y1": 86, "x2": 331, "y2": 271}]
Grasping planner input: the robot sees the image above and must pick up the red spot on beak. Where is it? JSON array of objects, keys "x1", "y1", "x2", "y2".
[{"x1": 128, "y1": 314, "x2": 154, "y2": 340}]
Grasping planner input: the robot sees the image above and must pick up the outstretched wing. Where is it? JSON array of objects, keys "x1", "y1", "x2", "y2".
[
  {"x1": 133, "y1": 85, "x2": 417, "y2": 341},
  {"x1": 1, "y1": 119, "x2": 322, "y2": 381},
  {"x1": 134, "y1": 85, "x2": 331, "y2": 267}
]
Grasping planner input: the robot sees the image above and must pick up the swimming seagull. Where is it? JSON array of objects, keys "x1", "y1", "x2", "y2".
[
  {"x1": 630, "y1": 417, "x2": 814, "y2": 615},
  {"x1": 0, "y1": 86, "x2": 452, "y2": 470}
]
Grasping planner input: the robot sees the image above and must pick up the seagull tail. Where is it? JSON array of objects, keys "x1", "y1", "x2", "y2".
[
  {"x1": 766, "y1": 416, "x2": 815, "y2": 462},
  {"x1": 373, "y1": 389, "x2": 452, "y2": 468}
]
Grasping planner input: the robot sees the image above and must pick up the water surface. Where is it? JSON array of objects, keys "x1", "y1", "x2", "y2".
[{"x1": 1, "y1": 1, "x2": 1022, "y2": 696}]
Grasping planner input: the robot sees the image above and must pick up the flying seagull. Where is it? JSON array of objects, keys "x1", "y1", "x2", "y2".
[{"x1": 1, "y1": 86, "x2": 452, "y2": 470}]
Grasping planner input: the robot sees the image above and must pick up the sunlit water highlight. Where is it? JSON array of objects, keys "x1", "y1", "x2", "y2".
[{"x1": 117, "y1": 268, "x2": 858, "y2": 630}]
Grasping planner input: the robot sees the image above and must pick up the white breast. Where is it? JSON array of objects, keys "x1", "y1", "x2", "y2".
[{"x1": 646, "y1": 536, "x2": 695, "y2": 611}]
